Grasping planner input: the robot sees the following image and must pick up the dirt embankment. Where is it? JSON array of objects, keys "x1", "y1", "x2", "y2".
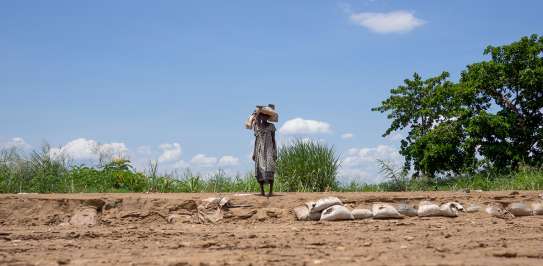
[{"x1": 1, "y1": 191, "x2": 543, "y2": 266}]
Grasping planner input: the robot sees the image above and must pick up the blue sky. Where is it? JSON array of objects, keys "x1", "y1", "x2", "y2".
[{"x1": 1, "y1": 1, "x2": 541, "y2": 183}]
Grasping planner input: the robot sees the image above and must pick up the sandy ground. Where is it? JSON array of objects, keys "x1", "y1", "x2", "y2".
[{"x1": 1, "y1": 191, "x2": 543, "y2": 266}]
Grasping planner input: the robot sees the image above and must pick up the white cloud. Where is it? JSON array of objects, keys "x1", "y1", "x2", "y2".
[
  {"x1": 339, "y1": 168, "x2": 371, "y2": 183},
  {"x1": 49, "y1": 138, "x2": 127, "y2": 161},
  {"x1": 136, "y1": 145, "x2": 152, "y2": 155},
  {"x1": 344, "y1": 144, "x2": 400, "y2": 166},
  {"x1": 190, "y1": 154, "x2": 218, "y2": 167},
  {"x1": 172, "y1": 160, "x2": 189, "y2": 169},
  {"x1": 385, "y1": 132, "x2": 403, "y2": 141},
  {"x1": 341, "y1": 133, "x2": 354, "y2": 139},
  {"x1": 158, "y1": 143, "x2": 182, "y2": 163},
  {"x1": 0, "y1": 137, "x2": 31, "y2": 150},
  {"x1": 218, "y1": 155, "x2": 240, "y2": 167},
  {"x1": 339, "y1": 145, "x2": 403, "y2": 184},
  {"x1": 100, "y1": 143, "x2": 129, "y2": 158},
  {"x1": 350, "y1": 10, "x2": 425, "y2": 33},
  {"x1": 279, "y1": 118, "x2": 332, "y2": 135}
]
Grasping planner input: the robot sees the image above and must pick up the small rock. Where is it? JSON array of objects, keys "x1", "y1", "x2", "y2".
[
  {"x1": 167, "y1": 214, "x2": 179, "y2": 224},
  {"x1": 169, "y1": 262, "x2": 190, "y2": 266},
  {"x1": 493, "y1": 251, "x2": 517, "y2": 258},
  {"x1": 265, "y1": 208, "x2": 281, "y2": 218},
  {"x1": 404, "y1": 236, "x2": 415, "y2": 241},
  {"x1": 69, "y1": 208, "x2": 97, "y2": 226},
  {"x1": 57, "y1": 258, "x2": 70, "y2": 265},
  {"x1": 363, "y1": 242, "x2": 372, "y2": 247},
  {"x1": 231, "y1": 209, "x2": 257, "y2": 219}
]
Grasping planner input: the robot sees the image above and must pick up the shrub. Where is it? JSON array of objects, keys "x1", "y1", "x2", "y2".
[{"x1": 276, "y1": 139, "x2": 340, "y2": 192}]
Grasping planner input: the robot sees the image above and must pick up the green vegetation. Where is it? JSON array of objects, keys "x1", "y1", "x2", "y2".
[
  {"x1": 342, "y1": 166, "x2": 543, "y2": 192},
  {"x1": 373, "y1": 34, "x2": 543, "y2": 178},
  {"x1": 1, "y1": 143, "x2": 541, "y2": 193},
  {"x1": 276, "y1": 140, "x2": 340, "y2": 192},
  {"x1": 0, "y1": 146, "x2": 262, "y2": 193}
]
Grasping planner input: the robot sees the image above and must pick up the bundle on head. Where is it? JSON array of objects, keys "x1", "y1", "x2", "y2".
[
  {"x1": 256, "y1": 104, "x2": 278, "y2": 122},
  {"x1": 244, "y1": 104, "x2": 278, "y2": 129}
]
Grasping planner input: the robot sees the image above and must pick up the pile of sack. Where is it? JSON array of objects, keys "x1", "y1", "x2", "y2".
[{"x1": 293, "y1": 196, "x2": 543, "y2": 221}]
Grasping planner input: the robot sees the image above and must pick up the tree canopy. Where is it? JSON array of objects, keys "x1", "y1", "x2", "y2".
[{"x1": 373, "y1": 34, "x2": 543, "y2": 178}]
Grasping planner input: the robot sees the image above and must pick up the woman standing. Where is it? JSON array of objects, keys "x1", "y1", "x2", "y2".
[{"x1": 249, "y1": 105, "x2": 278, "y2": 197}]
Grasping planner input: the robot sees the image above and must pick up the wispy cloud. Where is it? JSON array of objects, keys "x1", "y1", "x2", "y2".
[
  {"x1": 349, "y1": 10, "x2": 425, "y2": 34},
  {"x1": 341, "y1": 133, "x2": 354, "y2": 140}
]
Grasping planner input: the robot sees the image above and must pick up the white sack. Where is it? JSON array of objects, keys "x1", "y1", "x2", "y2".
[
  {"x1": 507, "y1": 202, "x2": 532, "y2": 216},
  {"x1": 294, "y1": 205, "x2": 322, "y2": 221},
  {"x1": 372, "y1": 203, "x2": 402, "y2": 219},
  {"x1": 320, "y1": 205, "x2": 353, "y2": 221},
  {"x1": 352, "y1": 208, "x2": 373, "y2": 219},
  {"x1": 486, "y1": 205, "x2": 514, "y2": 219},
  {"x1": 309, "y1": 211, "x2": 322, "y2": 221},
  {"x1": 397, "y1": 203, "x2": 417, "y2": 217},
  {"x1": 466, "y1": 204, "x2": 481, "y2": 213},
  {"x1": 305, "y1": 201, "x2": 316, "y2": 211},
  {"x1": 532, "y1": 202, "x2": 543, "y2": 215},
  {"x1": 311, "y1": 197, "x2": 343, "y2": 213},
  {"x1": 439, "y1": 202, "x2": 463, "y2": 217},
  {"x1": 417, "y1": 201, "x2": 442, "y2": 217},
  {"x1": 294, "y1": 206, "x2": 310, "y2": 221}
]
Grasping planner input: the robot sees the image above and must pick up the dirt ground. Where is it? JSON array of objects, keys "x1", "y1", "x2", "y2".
[{"x1": 1, "y1": 191, "x2": 543, "y2": 266}]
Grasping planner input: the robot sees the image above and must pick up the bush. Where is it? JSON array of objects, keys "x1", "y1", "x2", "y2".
[{"x1": 276, "y1": 139, "x2": 340, "y2": 192}]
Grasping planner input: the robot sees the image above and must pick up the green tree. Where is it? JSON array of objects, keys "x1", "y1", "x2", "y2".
[
  {"x1": 373, "y1": 34, "x2": 543, "y2": 177},
  {"x1": 372, "y1": 72, "x2": 471, "y2": 177},
  {"x1": 461, "y1": 34, "x2": 543, "y2": 169}
]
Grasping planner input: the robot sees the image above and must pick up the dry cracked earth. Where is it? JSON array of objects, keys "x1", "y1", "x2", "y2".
[{"x1": 1, "y1": 191, "x2": 543, "y2": 266}]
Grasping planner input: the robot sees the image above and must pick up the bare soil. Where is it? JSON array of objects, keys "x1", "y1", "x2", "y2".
[{"x1": 1, "y1": 191, "x2": 543, "y2": 266}]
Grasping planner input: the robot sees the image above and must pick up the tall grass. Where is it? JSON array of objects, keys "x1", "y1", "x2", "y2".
[
  {"x1": 276, "y1": 139, "x2": 340, "y2": 192},
  {"x1": 1, "y1": 145, "x2": 542, "y2": 193}
]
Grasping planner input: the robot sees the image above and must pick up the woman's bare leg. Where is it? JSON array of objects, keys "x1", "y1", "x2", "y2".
[
  {"x1": 259, "y1": 181, "x2": 265, "y2": 196},
  {"x1": 268, "y1": 180, "x2": 273, "y2": 197}
]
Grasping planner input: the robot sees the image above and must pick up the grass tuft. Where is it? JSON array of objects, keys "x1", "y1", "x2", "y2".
[{"x1": 276, "y1": 139, "x2": 340, "y2": 192}]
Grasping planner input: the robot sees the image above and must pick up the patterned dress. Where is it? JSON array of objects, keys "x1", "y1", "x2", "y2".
[{"x1": 253, "y1": 117, "x2": 277, "y2": 183}]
